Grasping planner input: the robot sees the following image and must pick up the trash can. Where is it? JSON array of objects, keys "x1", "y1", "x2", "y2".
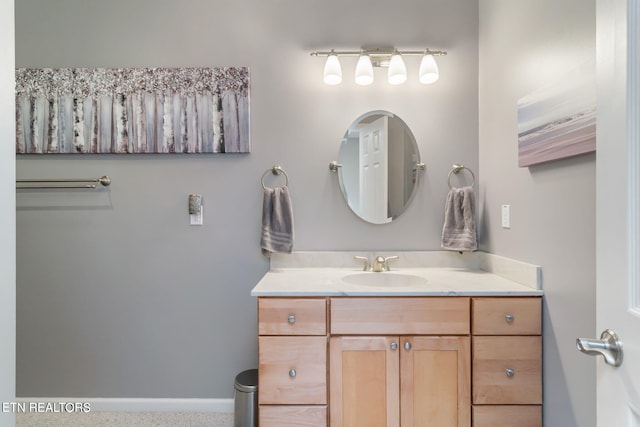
[{"x1": 234, "y1": 369, "x2": 258, "y2": 427}]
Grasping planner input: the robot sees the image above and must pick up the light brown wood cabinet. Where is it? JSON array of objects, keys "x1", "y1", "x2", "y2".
[
  {"x1": 471, "y1": 297, "x2": 542, "y2": 427},
  {"x1": 329, "y1": 297, "x2": 471, "y2": 427},
  {"x1": 258, "y1": 298, "x2": 328, "y2": 427},
  {"x1": 330, "y1": 335, "x2": 470, "y2": 427},
  {"x1": 257, "y1": 295, "x2": 542, "y2": 427}
]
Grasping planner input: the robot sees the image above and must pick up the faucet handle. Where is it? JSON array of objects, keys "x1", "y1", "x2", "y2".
[
  {"x1": 354, "y1": 256, "x2": 371, "y2": 271},
  {"x1": 384, "y1": 256, "x2": 399, "y2": 271}
]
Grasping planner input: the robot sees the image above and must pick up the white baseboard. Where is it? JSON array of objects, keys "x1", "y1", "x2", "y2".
[{"x1": 15, "y1": 398, "x2": 234, "y2": 413}]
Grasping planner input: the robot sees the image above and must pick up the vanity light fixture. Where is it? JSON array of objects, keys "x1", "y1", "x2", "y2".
[
  {"x1": 354, "y1": 54, "x2": 374, "y2": 86},
  {"x1": 311, "y1": 47, "x2": 447, "y2": 86},
  {"x1": 323, "y1": 50, "x2": 342, "y2": 85},
  {"x1": 419, "y1": 53, "x2": 440, "y2": 84},
  {"x1": 387, "y1": 50, "x2": 407, "y2": 85}
]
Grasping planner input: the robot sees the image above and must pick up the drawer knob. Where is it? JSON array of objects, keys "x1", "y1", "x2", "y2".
[
  {"x1": 404, "y1": 342, "x2": 412, "y2": 351},
  {"x1": 505, "y1": 314, "x2": 515, "y2": 323},
  {"x1": 288, "y1": 315, "x2": 296, "y2": 324},
  {"x1": 505, "y1": 368, "x2": 515, "y2": 377},
  {"x1": 289, "y1": 369, "x2": 297, "y2": 378},
  {"x1": 390, "y1": 342, "x2": 398, "y2": 351}
]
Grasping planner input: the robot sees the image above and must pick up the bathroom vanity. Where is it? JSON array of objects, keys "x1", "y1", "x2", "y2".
[{"x1": 251, "y1": 252, "x2": 543, "y2": 427}]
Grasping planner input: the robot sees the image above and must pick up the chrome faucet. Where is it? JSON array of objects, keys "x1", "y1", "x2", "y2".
[
  {"x1": 372, "y1": 256, "x2": 387, "y2": 272},
  {"x1": 354, "y1": 255, "x2": 399, "y2": 272}
]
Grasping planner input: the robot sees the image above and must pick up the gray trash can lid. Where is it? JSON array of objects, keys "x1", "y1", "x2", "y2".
[{"x1": 235, "y1": 369, "x2": 258, "y2": 393}]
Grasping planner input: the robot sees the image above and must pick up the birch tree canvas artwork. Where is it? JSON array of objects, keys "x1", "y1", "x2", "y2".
[{"x1": 15, "y1": 67, "x2": 250, "y2": 154}]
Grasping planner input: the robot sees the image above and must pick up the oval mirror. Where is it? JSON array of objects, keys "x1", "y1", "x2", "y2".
[{"x1": 336, "y1": 110, "x2": 422, "y2": 224}]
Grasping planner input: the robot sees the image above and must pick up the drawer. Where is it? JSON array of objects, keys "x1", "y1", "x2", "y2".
[
  {"x1": 472, "y1": 297, "x2": 541, "y2": 335},
  {"x1": 258, "y1": 336, "x2": 327, "y2": 404},
  {"x1": 259, "y1": 298, "x2": 326, "y2": 336},
  {"x1": 259, "y1": 405, "x2": 327, "y2": 427},
  {"x1": 330, "y1": 297, "x2": 470, "y2": 335},
  {"x1": 472, "y1": 405, "x2": 541, "y2": 427},
  {"x1": 472, "y1": 336, "x2": 542, "y2": 404}
]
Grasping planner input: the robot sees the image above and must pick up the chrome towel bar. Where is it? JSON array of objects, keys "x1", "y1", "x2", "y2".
[{"x1": 16, "y1": 176, "x2": 111, "y2": 189}]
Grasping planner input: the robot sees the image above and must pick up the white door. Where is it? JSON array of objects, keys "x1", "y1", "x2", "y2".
[
  {"x1": 359, "y1": 116, "x2": 390, "y2": 224},
  {"x1": 588, "y1": 0, "x2": 640, "y2": 424}
]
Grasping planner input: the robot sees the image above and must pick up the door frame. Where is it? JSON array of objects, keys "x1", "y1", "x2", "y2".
[{"x1": 0, "y1": 0, "x2": 16, "y2": 426}]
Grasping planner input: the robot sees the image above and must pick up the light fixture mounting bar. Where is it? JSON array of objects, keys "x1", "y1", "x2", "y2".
[{"x1": 310, "y1": 48, "x2": 447, "y2": 57}]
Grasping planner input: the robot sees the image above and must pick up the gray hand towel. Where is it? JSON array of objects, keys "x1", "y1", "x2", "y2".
[
  {"x1": 261, "y1": 186, "x2": 294, "y2": 256},
  {"x1": 441, "y1": 186, "x2": 477, "y2": 252}
]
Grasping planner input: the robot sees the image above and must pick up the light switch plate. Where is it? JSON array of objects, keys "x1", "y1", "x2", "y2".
[
  {"x1": 190, "y1": 206, "x2": 203, "y2": 226},
  {"x1": 501, "y1": 204, "x2": 511, "y2": 229}
]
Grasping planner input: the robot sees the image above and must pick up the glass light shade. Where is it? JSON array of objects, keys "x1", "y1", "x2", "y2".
[
  {"x1": 323, "y1": 53, "x2": 342, "y2": 85},
  {"x1": 419, "y1": 54, "x2": 439, "y2": 84},
  {"x1": 387, "y1": 52, "x2": 407, "y2": 85},
  {"x1": 355, "y1": 54, "x2": 374, "y2": 85}
]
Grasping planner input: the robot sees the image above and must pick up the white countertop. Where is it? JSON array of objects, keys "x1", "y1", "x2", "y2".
[
  {"x1": 251, "y1": 251, "x2": 543, "y2": 297},
  {"x1": 251, "y1": 267, "x2": 543, "y2": 296}
]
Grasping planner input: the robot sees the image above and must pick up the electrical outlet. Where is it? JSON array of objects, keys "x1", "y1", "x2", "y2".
[{"x1": 501, "y1": 204, "x2": 511, "y2": 229}]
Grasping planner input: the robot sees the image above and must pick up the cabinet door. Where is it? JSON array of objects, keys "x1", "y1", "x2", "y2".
[
  {"x1": 329, "y1": 336, "x2": 400, "y2": 427},
  {"x1": 259, "y1": 405, "x2": 327, "y2": 427},
  {"x1": 259, "y1": 336, "x2": 327, "y2": 405},
  {"x1": 400, "y1": 337, "x2": 471, "y2": 427},
  {"x1": 472, "y1": 297, "x2": 541, "y2": 335},
  {"x1": 472, "y1": 405, "x2": 541, "y2": 427},
  {"x1": 259, "y1": 298, "x2": 327, "y2": 336},
  {"x1": 472, "y1": 336, "x2": 542, "y2": 404}
]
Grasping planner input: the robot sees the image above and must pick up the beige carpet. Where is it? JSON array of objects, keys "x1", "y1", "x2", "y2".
[{"x1": 16, "y1": 411, "x2": 233, "y2": 427}]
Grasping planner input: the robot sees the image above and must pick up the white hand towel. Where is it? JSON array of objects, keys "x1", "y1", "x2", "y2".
[
  {"x1": 441, "y1": 186, "x2": 477, "y2": 252},
  {"x1": 261, "y1": 186, "x2": 294, "y2": 256}
]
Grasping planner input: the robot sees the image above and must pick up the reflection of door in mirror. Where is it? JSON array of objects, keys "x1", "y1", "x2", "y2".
[
  {"x1": 336, "y1": 110, "x2": 421, "y2": 224},
  {"x1": 387, "y1": 117, "x2": 417, "y2": 219},
  {"x1": 359, "y1": 116, "x2": 390, "y2": 223}
]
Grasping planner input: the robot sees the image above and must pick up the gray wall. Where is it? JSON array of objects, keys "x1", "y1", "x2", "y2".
[
  {"x1": 478, "y1": 1, "x2": 596, "y2": 426},
  {"x1": 1, "y1": 0, "x2": 15, "y2": 425},
  {"x1": 15, "y1": 0, "x2": 479, "y2": 397}
]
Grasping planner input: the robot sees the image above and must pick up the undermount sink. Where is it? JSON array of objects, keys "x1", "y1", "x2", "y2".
[{"x1": 342, "y1": 272, "x2": 428, "y2": 287}]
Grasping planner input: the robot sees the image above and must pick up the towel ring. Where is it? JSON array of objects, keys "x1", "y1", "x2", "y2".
[
  {"x1": 261, "y1": 165, "x2": 289, "y2": 190},
  {"x1": 448, "y1": 164, "x2": 475, "y2": 189}
]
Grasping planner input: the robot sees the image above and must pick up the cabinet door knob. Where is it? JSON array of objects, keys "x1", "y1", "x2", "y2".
[
  {"x1": 505, "y1": 314, "x2": 515, "y2": 323},
  {"x1": 289, "y1": 369, "x2": 297, "y2": 378},
  {"x1": 288, "y1": 315, "x2": 296, "y2": 324},
  {"x1": 505, "y1": 368, "x2": 515, "y2": 377},
  {"x1": 390, "y1": 342, "x2": 398, "y2": 351},
  {"x1": 404, "y1": 342, "x2": 412, "y2": 351}
]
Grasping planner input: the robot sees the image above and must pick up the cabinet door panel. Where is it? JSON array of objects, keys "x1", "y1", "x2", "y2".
[
  {"x1": 259, "y1": 298, "x2": 327, "y2": 336},
  {"x1": 259, "y1": 405, "x2": 327, "y2": 427},
  {"x1": 329, "y1": 336, "x2": 399, "y2": 427},
  {"x1": 472, "y1": 405, "x2": 541, "y2": 427},
  {"x1": 472, "y1": 297, "x2": 541, "y2": 335},
  {"x1": 259, "y1": 336, "x2": 327, "y2": 405},
  {"x1": 330, "y1": 297, "x2": 470, "y2": 335},
  {"x1": 472, "y1": 336, "x2": 542, "y2": 404},
  {"x1": 401, "y1": 337, "x2": 471, "y2": 427}
]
